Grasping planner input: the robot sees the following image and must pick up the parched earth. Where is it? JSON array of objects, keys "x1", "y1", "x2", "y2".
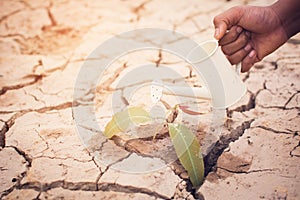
[{"x1": 0, "y1": 0, "x2": 299, "y2": 200}]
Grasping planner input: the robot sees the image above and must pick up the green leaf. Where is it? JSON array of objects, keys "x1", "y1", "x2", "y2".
[
  {"x1": 104, "y1": 107, "x2": 151, "y2": 138},
  {"x1": 128, "y1": 107, "x2": 151, "y2": 124},
  {"x1": 104, "y1": 109, "x2": 129, "y2": 138},
  {"x1": 168, "y1": 123, "x2": 204, "y2": 187}
]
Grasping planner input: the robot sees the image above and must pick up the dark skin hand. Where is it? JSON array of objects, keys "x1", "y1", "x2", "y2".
[{"x1": 213, "y1": 0, "x2": 300, "y2": 72}]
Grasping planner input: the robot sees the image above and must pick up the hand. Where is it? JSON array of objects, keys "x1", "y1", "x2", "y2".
[{"x1": 213, "y1": 5, "x2": 288, "y2": 72}]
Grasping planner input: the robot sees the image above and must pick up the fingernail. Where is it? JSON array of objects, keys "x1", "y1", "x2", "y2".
[
  {"x1": 236, "y1": 26, "x2": 242, "y2": 33},
  {"x1": 244, "y1": 44, "x2": 251, "y2": 51},
  {"x1": 249, "y1": 50, "x2": 256, "y2": 58},
  {"x1": 214, "y1": 28, "x2": 220, "y2": 39}
]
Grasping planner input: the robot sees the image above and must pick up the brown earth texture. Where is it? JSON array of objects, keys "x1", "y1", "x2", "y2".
[{"x1": 0, "y1": 0, "x2": 299, "y2": 200}]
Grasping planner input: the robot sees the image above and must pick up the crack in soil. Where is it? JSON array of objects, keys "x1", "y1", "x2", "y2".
[
  {"x1": 19, "y1": 180, "x2": 97, "y2": 192},
  {"x1": 0, "y1": 55, "x2": 71, "y2": 97},
  {"x1": 0, "y1": 9, "x2": 23, "y2": 24},
  {"x1": 283, "y1": 91, "x2": 300, "y2": 108},
  {"x1": 227, "y1": 92, "x2": 255, "y2": 118},
  {"x1": 0, "y1": 101, "x2": 81, "y2": 154},
  {"x1": 46, "y1": 2, "x2": 57, "y2": 26},
  {"x1": 0, "y1": 146, "x2": 32, "y2": 199},
  {"x1": 154, "y1": 49, "x2": 162, "y2": 67},
  {"x1": 0, "y1": 74, "x2": 44, "y2": 96},
  {"x1": 96, "y1": 153, "x2": 132, "y2": 181},
  {"x1": 1, "y1": 101, "x2": 78, "y2": 115},
  {"x1": 257, "y1": 90, "x2": 300, "y2": 110},
  {"x1": 99, "y1": 62, "x2": 128, "y2": 92},
  {"x1": 255, "y1": 126, "x2": 297, "y2": 135},
  {"x1": 16, "y1": 181, "x2": 169, "y2": 199},
  {"x1": 0, "y1": 122, "x2": 8, "y2": 148},
  {"x1": 33, "y1": 155, "x2": 93, "y2": 164},
  {"x1": 203, "y1": 119, "x2": 255, "y2": 176},
  {"x1": 6, "y1": 146, "x2": 32, "y2": 167},
  {"x1": 217, "y1": 166, "x2": 279, "y2": 174},
  {"x1": 290, "y1": 141, "x2": 300, "y2": 157},
  {"x1": 98, "y1": 182, "x2": 169, "y2": 200},
  {"x1": 131, "y1": 0, "x2": 152, "y2": 21}
]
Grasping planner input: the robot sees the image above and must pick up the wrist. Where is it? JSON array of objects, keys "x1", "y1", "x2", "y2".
[{"x1": 270, "y1": 0, "x2": 300, "y2": 38}]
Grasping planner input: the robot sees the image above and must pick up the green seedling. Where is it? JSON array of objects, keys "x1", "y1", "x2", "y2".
[{"x1": 103, "y1": 105, "x2": 204, "y2": 187}]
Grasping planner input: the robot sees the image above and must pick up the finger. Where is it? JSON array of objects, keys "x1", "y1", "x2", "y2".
[
  {"x1": 213, "y1": 6, "x2": 244, "y2": 40},
  {"x1": 226, "y1": 43, "x2": 252, "y2": 65},
  {"x1": 221, "y1": 31, "x2": 249, "y2": 55},
  {"x1": 241, "y1": 50, "x2": 259, "y2": 72},
  {"x1": 213, "y1": 20, "x2": 227, "y2": 40},
  {"x1": 219, "y1": 26, "x2": 243, "y2": 46}
]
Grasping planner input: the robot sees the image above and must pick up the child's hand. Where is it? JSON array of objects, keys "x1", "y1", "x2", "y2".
[{"x1": 213, "y1": 4, "x2": 295, "y2": 72}]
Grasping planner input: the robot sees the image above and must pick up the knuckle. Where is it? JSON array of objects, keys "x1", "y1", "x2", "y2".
[
  {"x1": 227, "y1": 27, "x2": 238, "y2": 38},
  {"x1": 241, "y1": 62, "x2": 249, "y2": 72},
  {"x1": 243, "y1": 56, "x2": 255, "y2": 65},
  {"x1": 231, "y1": 57, "x2": 239, "y2": 65},
  {"x1": 218, "y1": 38, "x2": 225, "y2": 45},
  {"x1": 213, "y1": 15, "x2": 221, "y2": 25},
  {"x1": 221, "y1": 46, "x2": 229, "y2": 55},
  {"x1": 237, "y1": 50, "x2": 245, "y2": 59},
  {"x1": 243, "y1": 58, "x2": 251, "y2": 64},
  {"x1": 231, "y1": 50, "x2": 246, "y2": 65},
  {"x1": 231, "y1": 6, "x2": 245, "y2": 15},
  {"x1": 240, "y1": 33, "x2": 248, "y2": 43},
  {"x1": 243, "y1": 33, "x2": 249, "y2": 40},
  {"x1": 231, "y1": 30, "x2": 238, "y2": 38},
  {"x1": 227, "y1": 55, "x2": 239, "y2": 65}
]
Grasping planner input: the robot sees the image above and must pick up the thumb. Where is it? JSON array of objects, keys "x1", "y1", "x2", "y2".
[
  {"x1": 213, "y1": 20, "x2": 227, "y2": 40},
  {"x1": 213, "y1": 6, "x2": 244, "y2": 40}
]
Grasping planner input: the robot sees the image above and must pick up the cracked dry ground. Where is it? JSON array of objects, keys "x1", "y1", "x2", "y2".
[{"x1": 0, "y1": 0, "x2": 299, "y2": 200}]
